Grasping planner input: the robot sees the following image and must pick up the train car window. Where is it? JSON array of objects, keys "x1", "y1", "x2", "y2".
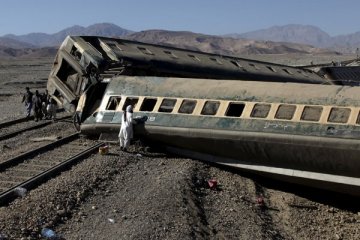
[
  {"x1": 356, "y1": 111, "x2": 360, "y2": 125},
  {"x1": 267, "y1": 66, "x2": 277, "y2": 72},
  {"x1": 106, "y1": 96, "x2": 121, "y2": 110},
  {"x1": 179, "y1": 100, "x2": 197, "y2": 114},
  {"x1": 122, "y1": 97, "x2": 139, "y2": 110},
  {"x1": 230, "y1": 60, "x2": 243, "y2": 68},
  {"x1": 275, "y1": 104, "x2": 296, "y2": 120},
  {"x1": 283, "y1": 68, "x2": 293, "y2": 75},
  {"x1": 250, "y1": 104, "x2": 271, "y2": 118},
  {"x1": 301, "y1": 106, "x2": 323, "y2": 121},
  {"x1": 70, "y1": 46, "x2": 82, "y2": 61},
  {"x1": 210, "y1": 57, "x2": 222, "y2": 65},
  {"x1": 225, "y1": 102, "x2": 245, "y2": 117},
  {"x1": 140, "y1": 98, "x2": 157, "y2": 112},
  {"x1": 188, "y1": 54, "x2": 200, "y2": 61},
  {"x1": 56, "y1": 59, "x2": 78, "y2": 93},
  {"x1": 328, "y1": 107, "x2": 351, "y2": 123},
  {"x1": 106, "y1": 42, "x2": 123, "y2": 52},
  {"x1": 164, "y1": 50, "x2": 178, "y2": 59},
  {"x1": 137, "y1": 47, "x2": 154, "y2": 55},
  {"x1": 249, "y1": 63, "x2": 260, "y2": 70},
  {"x1": 201, "y1": 101, "x2": 220, "y2": 115},
  {"x1": 159, "y1": 98, "x2": 177, "y2": 113}
]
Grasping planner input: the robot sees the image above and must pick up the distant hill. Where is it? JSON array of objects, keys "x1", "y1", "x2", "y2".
[
  {"x1": 227, "y1": 24, "x2": 360, "y2": 53},
  {"x1": 0, "y1": 23, "x2": 355, "y2": 58},
  {"x1": 2, "y1": 23, "x2": 133, "y2": 47},
  {"x1": 0, "y1": 46, "x2": 57, "y2": 58},
  {"x1": 125, "y1": 30, "x2": 338, "y2": 55},
  {"x1": 0, "y1": 37, "x2": 35, "y2": 49}
]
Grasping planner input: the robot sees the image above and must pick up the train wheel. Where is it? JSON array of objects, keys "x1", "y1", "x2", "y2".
[{"x1": 73, "y1": 113, "x2": 81, "y2": 132}]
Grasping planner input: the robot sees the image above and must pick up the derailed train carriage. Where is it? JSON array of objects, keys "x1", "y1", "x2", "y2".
[{"x1": 47, "y1": 36, "x2": 360, "y2": 196}]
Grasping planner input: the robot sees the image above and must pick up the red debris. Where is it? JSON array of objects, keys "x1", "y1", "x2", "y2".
[
  {"x1": 256, "y1": 196, "x2": 265, "y2": 206},
  {"x1": 207, "y1": 179, "x2": 218, "y2": 190}
]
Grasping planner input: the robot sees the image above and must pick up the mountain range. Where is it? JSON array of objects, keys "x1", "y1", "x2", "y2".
[{"x1": 0, "y1": 23, "x2": 359, "y2": 58}]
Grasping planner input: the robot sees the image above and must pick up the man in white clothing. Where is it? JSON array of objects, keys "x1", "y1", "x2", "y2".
[{"x1": 118, "y1": 105, "x2": 134, "y2": 152}]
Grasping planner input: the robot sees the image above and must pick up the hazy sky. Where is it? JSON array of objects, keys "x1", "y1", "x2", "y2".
[{"x1": 1, "y1": 0, "x2": 359, "y2": 36}]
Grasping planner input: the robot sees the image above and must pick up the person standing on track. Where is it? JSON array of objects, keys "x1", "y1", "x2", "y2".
[{"x1": 21, "y1": 87, "x2": 33, "y2": 119}]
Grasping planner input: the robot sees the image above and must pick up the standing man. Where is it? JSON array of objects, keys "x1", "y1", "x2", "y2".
[
  {"x1": 21, "y1": 87, "x2": 33, "y2": 119},
  {"x1": 32, "y1": 90, "x2": 43, "y2": 122},
  {"x1": 119, "y1": 105, "x2": 134, "y2": 152}
]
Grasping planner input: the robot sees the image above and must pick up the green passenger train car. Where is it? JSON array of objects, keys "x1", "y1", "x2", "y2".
[
  {"x1": 47, "y1": 36, "x2": 329, "y2": 117},
  {"x1": 79, "y1": 76, "x2": 360, "y2": 196}
]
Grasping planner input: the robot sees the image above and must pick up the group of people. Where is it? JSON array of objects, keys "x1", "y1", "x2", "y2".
[{"x1": 22, "y1": 87, "x2": 57, "y2": 121}]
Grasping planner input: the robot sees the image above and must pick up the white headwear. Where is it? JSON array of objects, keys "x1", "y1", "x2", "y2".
[{"x1": 126, "y1": 105, "x2": 133, "y2": 112}]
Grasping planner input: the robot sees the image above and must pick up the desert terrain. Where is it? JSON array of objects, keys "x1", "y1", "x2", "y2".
[{"x1": 0, "y1": 54, "x2": 359, "y2": 240}]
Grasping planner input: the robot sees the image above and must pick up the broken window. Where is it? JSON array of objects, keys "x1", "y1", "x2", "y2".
[
  {"x1": 122, "y1": 97, "x2": 139, "y2": 110},
  {"x1": 179, "y1": 100, "x2": 197, "y2": 114},
  {"x1": 140, "y1": 98, "x2": 157, "y2": 112},
  {"x1": 56, "y1": 59, "x2": 78, "y2": 93},
  {"x1": 106, "y1": 96, "x2": 121, "y2": 110},
  {"x1": 70, "y1": 46, "x2": 82, "y2": 61},
  {"x1": 159, "y1": 98, "x2": 176, "y2": 113},
  {"x1": 275, "y1": 104, "x2": 296, "y2": 120},
  {"x1": 301, "y1": 106, "x2": 323, "y2": 122},
  {"x1": 328, "y1": 107, "x2": 351, "y2": 123},
  {"x1": 250, "y1": 104, "x2": 271, "y2": 118},
  {"x1": 201, "y1": 101, "x2": 220, "y2": 115},
  {"x1": 225, "y1": 102, "x2": 245, "y2": 117}
]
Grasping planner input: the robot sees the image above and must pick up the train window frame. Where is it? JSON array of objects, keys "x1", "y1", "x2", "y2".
[
  {"x1": 137, "y1": 47, "x2": 154, "y2": 55},
  {"x1": 275, "y1": 104, "x2": 296, "y2": 120},
  {"x1": 230, "y1": 60, "x2": 243, "y2": 68},
  {"x1": 300, "y1": 106, "x2": 323, "y2": 122},
  {"x1": 140, "y1": 98, "x2": 157, "y2": 112},
  {"x1": 249, "y1": 63, "x2": 260, "y2": 70},
  {"x1": 201, "y1": 101, "x2": 220, "y2": 116},
  {"x1": 106, "y1": 96, "x2": 121, "y2": 110},
  {"x1": 178, "y1": 99, "x2": 197, "y2": 114},
  {"x1": 267, "y1": 66, "x2": 277, "y2": 72},
  {"x1": 188, "y1": 54, "x2": 200, "y2": 61},
  {"x1": 164, "y1": 50, "x2": 178, "y2": 59},
  {"x1": 225, "y1": 102, "x2": 245, "y2": 117},
  {"x1": 250, "y1": 103, "x2": 271, "y2": 118},
  {"x1": 327, "y1": 107, "x2": 351, "y2": 123},
  {"x1": 158, "y1": 98, "x2": 177, "y2": 113},
  {"x1": 210, "y1": 57, "x2": 223, "y2": 65},
  {"x1": 105, "y1": 41, "x2": 123, "y2": 51},
  {"x1": 122, "y1": 97, "x2": 139, "y2": 111},
  {"x1": 356, "y1": 111, "x2": 360, "y2": 125},
  {"x1": 283, "y1": 68, "x2": 293, "y2": 75}
]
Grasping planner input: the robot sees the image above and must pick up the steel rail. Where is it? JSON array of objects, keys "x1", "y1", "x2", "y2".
[
  {"x1": 0, "y1": 116, "x2": 71, "y2": 141},
  {"x1": 0, "y1": 138, "x2": 104, "y2": 205}
]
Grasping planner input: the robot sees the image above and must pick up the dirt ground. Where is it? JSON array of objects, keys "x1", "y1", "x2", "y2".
[{"x1": 0, "y1": 56, "x2": 359, "y2": 240}]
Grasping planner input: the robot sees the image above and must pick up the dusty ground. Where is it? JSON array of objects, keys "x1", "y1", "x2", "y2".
[{"x1": 0, "y1": 56, "x2": 359, "y2": 240}]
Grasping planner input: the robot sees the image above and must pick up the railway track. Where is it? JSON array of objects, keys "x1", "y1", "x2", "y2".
[
  {"x1": 0, "y1": 115, "x2": 71, "y2": 141},
  {"x1": 0, "y1": 133, "x2": 104, "y2": 205}
]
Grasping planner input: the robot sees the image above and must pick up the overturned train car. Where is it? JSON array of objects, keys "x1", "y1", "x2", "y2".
[
  {"x1": 47, "y1": 36, "x2": 360, "y2": 195},
  {"x1": 82, "y1": 76, "x2": 360, "y2": 196},
  {"x1": 47, "y1": 36, "x2": 330, "y2": 122}
]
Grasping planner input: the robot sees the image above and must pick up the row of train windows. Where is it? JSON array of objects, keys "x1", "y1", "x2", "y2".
[
  {"x1": 104, "y1": 41, "x2": 310, "y2": 77},
  {"x1": 106, "y1": 96, "x2": 357, "y2": 124}
]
